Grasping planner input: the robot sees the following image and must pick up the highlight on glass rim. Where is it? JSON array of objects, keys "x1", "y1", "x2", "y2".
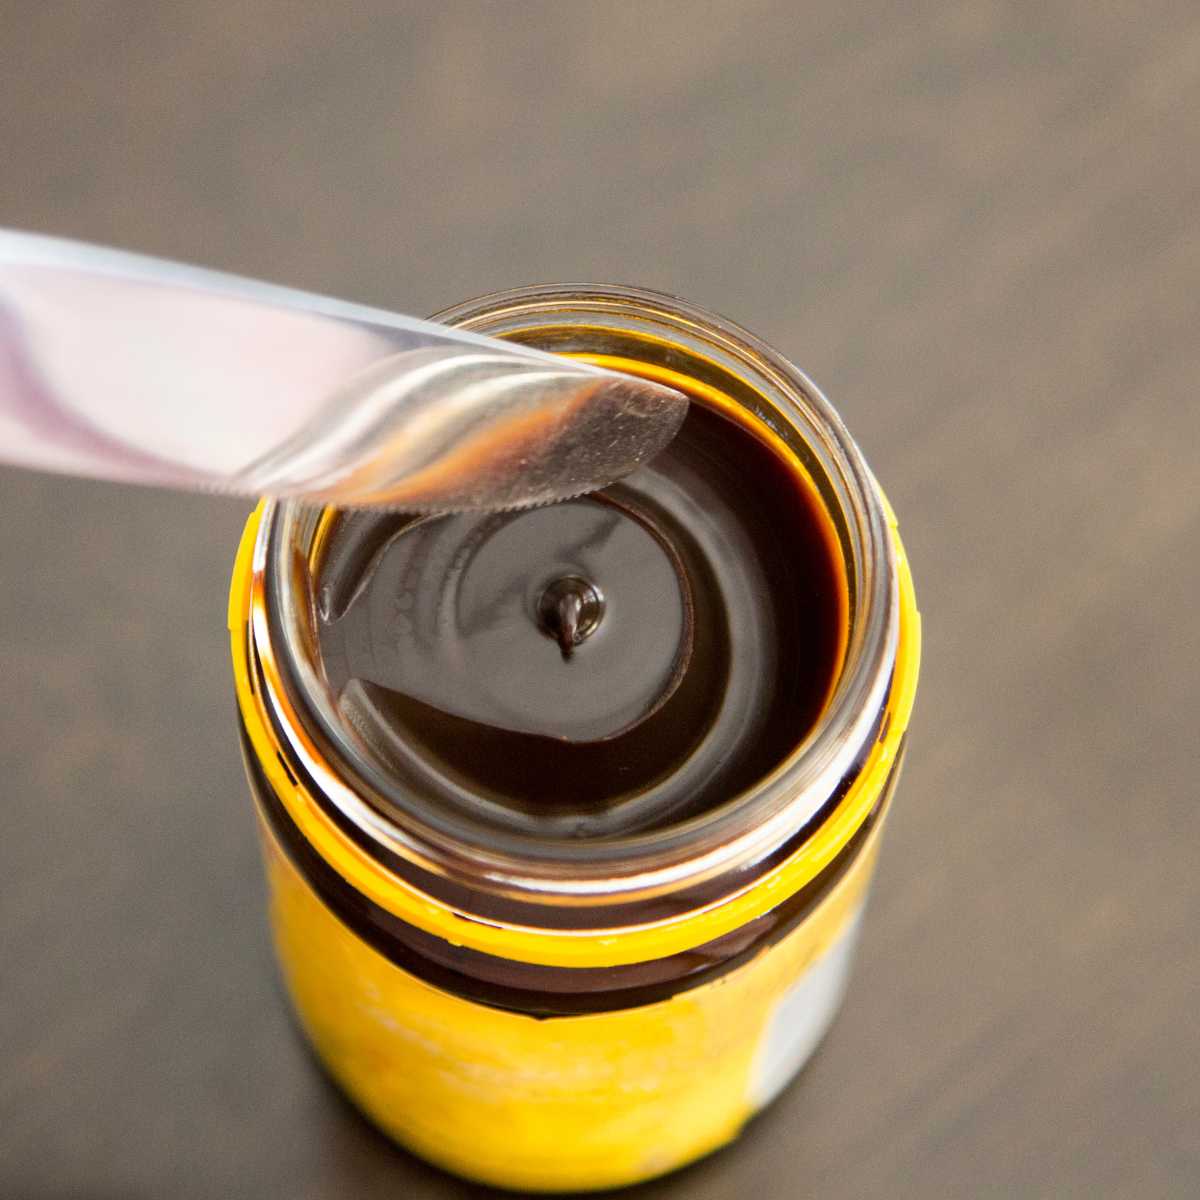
[{"x1": 7, "y1": 8, "x2": 1192, "y2": 1197}]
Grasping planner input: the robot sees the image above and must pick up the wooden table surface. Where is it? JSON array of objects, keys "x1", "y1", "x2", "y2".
[{"x1": 2, "y1": 4, "x2": 1198, "y2": 1196}]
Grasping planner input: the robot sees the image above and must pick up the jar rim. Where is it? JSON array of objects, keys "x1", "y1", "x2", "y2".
[{"x1": 256, "y1": 284, "x2": 901, "y2": 906}]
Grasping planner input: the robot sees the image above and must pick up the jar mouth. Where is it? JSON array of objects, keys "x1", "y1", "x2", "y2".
[{"x1": 256, "y1": 285, "x2": 899, "y2": 903}]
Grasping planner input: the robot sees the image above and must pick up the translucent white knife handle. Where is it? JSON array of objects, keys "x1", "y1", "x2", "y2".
[{"x1": 0, "y1": 230, "x2": 686, "y2": 510}]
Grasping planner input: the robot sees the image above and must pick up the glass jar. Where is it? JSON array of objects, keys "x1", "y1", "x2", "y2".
[{"x1": 229, "y1": 285, "x2": 920, "y2": 1192}]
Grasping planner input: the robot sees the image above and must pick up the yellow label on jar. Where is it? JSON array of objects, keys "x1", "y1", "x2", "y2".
[{"x1": 260, "y1": 813, "x2": 882, "y2": 1193}]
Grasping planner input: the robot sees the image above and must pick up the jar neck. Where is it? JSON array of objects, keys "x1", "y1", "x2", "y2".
[{"x1": 257, "y1": 285, "x2": 899, "y2": 914}]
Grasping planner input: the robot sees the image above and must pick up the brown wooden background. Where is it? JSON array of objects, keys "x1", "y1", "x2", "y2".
[{"x1": 2, "y1": 3, "x2": 1198, "y2": 1197}]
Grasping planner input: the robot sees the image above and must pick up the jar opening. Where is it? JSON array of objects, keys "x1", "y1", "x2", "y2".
[{"x1": 255, "y1": 286, "x2": 898, "y2": 902}]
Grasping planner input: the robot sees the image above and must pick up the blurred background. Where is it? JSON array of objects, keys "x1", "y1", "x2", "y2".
[{"x1": 2, "y1": 3, "x2": 1197, "y2": 1197}]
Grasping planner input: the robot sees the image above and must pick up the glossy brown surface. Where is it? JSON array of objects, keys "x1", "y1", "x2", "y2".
[
  {"x1": 312, "y1": 402, "x2": 843, "y2": 838},
  {"x1": 2, "y1": 4, "x2": 1198, "y2": 1197}
]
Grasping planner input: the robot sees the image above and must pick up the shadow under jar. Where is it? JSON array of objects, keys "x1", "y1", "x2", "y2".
[{"x1": 229, "y1": 285, "x2": 920, "y2": 1193}]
